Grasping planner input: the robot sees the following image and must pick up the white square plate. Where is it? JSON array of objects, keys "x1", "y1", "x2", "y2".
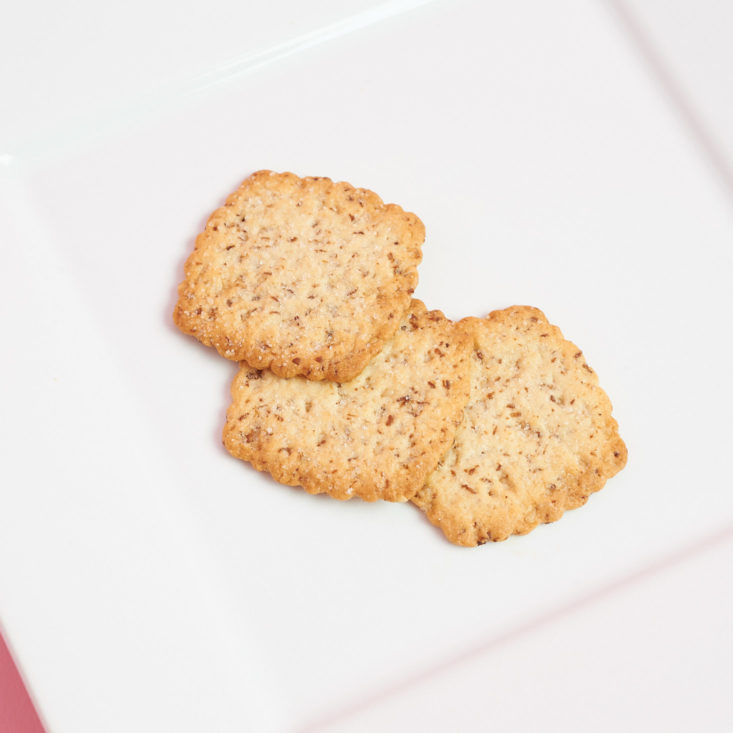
[{"x1": 2, "y1": 0, "x2": 732, "y2": 730}]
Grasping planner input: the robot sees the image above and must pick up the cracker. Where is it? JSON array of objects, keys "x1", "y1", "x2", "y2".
[
  {"x1": 223, "y1": 300, "x2": 472, "y2": 502},
  {"x1": 174, "y1": 170, "x2": 424, "y2": 381},
  {"x1": 413, "y1": 306, "x2": 627, "y2": 545}
]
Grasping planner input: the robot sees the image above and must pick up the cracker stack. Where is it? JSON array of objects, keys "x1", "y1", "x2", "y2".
[{"x1": 174, "y1": 171, "x2": 627, "y2": 546}]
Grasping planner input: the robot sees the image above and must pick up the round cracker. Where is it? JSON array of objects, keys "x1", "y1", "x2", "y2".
[
  {"x1": 223, "y1": 300, "x2": 472, "y2": 502},
  {"x1": 413, "y1": 306, "x2": 627, "y2": 545},
  {"x1": 174, "y1": 170, "x2": 424, "y2": 381}
]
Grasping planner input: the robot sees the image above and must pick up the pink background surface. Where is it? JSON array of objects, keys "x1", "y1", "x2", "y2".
[{"x1": 0, "y1": 632, "x2": 45, "y2": 733}]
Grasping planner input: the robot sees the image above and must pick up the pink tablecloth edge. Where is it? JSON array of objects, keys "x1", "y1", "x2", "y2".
[{"x1": 0, "y1": 629, "x2": 47, "y2": 733}]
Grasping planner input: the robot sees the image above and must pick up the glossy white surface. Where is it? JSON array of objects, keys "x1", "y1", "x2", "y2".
[
  {"x1": 0, "y1": 0, "x2": 433, "y2": 162},
  {"x1": 2, "y1": 0, "x2": 732, "y2": 731}
]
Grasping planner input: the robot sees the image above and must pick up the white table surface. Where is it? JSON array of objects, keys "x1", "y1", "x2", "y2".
[{"x1": 2, "y1": 1, "x2": 732, "y2": 731}]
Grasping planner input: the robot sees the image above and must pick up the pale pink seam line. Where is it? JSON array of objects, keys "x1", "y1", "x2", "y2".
[
  {"x1": 604, "y1": 0, "x2": 733, "y2": 206},
  {"x1": 300, "y1": 522, "x2": 733, "y2": 732}
]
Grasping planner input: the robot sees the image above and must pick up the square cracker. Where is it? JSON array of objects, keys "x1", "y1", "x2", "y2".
[
  {"x1": 174, "y1": 171, "x2": 424, "y2": 382},
  {"x1": 223, "y1": 300, "x2": 472, "y2": 502},
  {"x1": 413, "y1": 306, "x2": 627, "y2": 545}
]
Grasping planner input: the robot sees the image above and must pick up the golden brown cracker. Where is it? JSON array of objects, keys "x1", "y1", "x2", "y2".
[
  {"x1": 174, "y1": 170, "x2": 424, "y2": 381},
  {"x1": 413, "y1": 306, "x2": 627, "y2": 545},
  {"x1": 223, "y1": 300, "x2": 472, "y2": 502}
]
